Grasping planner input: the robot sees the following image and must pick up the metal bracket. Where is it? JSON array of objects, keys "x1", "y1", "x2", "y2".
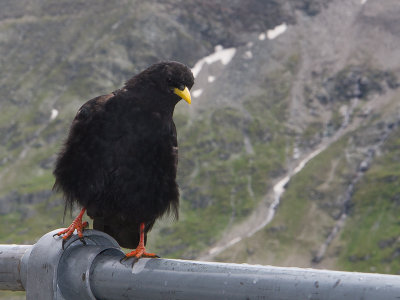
[{"x1": 24, "y1": 229, "x2": 123, "y2": 300}]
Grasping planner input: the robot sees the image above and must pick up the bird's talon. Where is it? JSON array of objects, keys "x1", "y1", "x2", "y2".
[
  {"x1": 62, "y1": 239, "x2": 67, "y2": 250},
  {"x1": 55, "y1": 208, "x2": 87, "y2": 249},
  {"x1": 120, "y1": 256, "x2": 130, "y2": 263}
]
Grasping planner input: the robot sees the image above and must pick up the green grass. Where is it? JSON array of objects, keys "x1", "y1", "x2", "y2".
[
  {"x1": 0, "y1": 194, "x2": 72, "y2": 245},
  {"x1": 0, "y1": 291, "x2": 25, "y2": 300},
  {"x1": 269, "y1": 137, "x2": 350, "y2": 235},
  {"x1": 338, "y1": 127, "x2": 400, "y2": 274},
  {"x1": 0, "y1": 143, "x2": 58, "y2": 196}
]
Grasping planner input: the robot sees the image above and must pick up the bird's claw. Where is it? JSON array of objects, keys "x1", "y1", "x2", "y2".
[
  {"x1": 120, "y1": 246, "x2": 159, "y2": 266},
  {"x1": 62, "y1": 238, "x2": 68, "y2": 250},
  {"x1": 54, "y1": 211, "x2": 89, "y2": 249},
  {"x1": 79, "y1": 237, "x2": 87, "y2": 245},
  {"x1": 120, "y1": 256, "x2": 139, "y2": 265}
]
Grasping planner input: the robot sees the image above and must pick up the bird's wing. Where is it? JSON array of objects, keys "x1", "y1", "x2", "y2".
[
  {"x1": 171, "y1": 120, "x2": 178, "y2": 168},
  {"x1": 65, "y1": 91, "x2": 122, "y2": 151},
  {"x1": 53, "y1": 93, "x2": 116, "y2": 208},
  {"x1": 72, "y1": 93, "x2": 115, "y2": 127}
]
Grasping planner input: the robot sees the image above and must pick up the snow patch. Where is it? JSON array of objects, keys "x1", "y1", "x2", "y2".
[
  {"x1": 111, "y1": 21, "x2": 121, "y2": 30},
  {"x1": 209, "y1": 237, "x2": 242, "y2": 255},
  {"x1": 293, "y1": 147, "x2": 300, "y2": 159},
  {"x1": 50, "y1": 108, "x2": 59, "y2": 120},
  {"x1": 191, "y1": 62, "x2": 204, "y2": 79},
  {"x1": 258, "y1": 33, "x2": 266, "y2": 41},
  {"x1": 267, "y1": 23, "x2": 287, "y2": 40},
  {"x1": 191, "y1": 45, "x2": 236, "y2": 78},
  {"x1": 252, "y1": 145, "x2": 327, "y2": 235},
  {"x1": 244, "y1": 51, "x2": 253, "y2": 59},
  {"x1": 192, "y1": 89, "x2": 203, "y2": 98},
  {"x1": 339, "y1": 105, "x2": 348, "y2": 118},
  {"x1": 244, "y1": 135, "x2": 254, "y2": 155},
  {"x1": 208, "y1": 76, "x2": 216, "y2": 83}
]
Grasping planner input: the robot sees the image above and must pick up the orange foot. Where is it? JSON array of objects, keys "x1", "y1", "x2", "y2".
[
  {"x1": 53, "y1": 208, "x2": 88, "y2": 249},
  {"x1": 121, "y1": 246, "x2": 160, "y2": 265},
  {"x1": 120, "y1": 222, "x2": 159, "y2": 265}
]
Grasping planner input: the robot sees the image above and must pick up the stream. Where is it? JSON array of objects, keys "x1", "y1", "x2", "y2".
[{"x1": 200, "y1": 99, "x2": 359, "y2": 260}]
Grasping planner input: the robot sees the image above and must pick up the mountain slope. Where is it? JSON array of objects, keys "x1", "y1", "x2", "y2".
[
  {"x1": 1, "y1": 3, "x2": 400, "y2": 300},
  {"x1": 0, "y1": 0, "x2": 316, "y2": 250},
  {"x1": 201, "y1": 0, "x2": 400, "y2": 273}
]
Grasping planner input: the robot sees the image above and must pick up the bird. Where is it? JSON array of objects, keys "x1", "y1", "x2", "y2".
[{"x1": 53, "y1": 61, "x2": 194, "y2": 262}]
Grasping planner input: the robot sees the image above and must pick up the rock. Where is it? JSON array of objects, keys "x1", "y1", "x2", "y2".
[
  {"x1": 359, "y1": 160, "x2": 369, "y2": 172},
  {"x1": 0, "y1": 190, "x2": 52, "y2": 215}
]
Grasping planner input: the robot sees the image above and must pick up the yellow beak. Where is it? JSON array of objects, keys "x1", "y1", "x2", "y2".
[{"x1": 173, "y1": 86, "x2": 191, "y2": 104}]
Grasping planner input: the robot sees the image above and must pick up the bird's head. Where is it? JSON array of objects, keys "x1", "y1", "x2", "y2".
[{"x1": 125, "y1": 61, "x2": 194, "y2": 105}]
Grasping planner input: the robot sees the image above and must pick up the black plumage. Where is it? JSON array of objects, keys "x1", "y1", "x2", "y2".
[{"x1": 53, "y1": 61, "x2": 194, "y2": 250}]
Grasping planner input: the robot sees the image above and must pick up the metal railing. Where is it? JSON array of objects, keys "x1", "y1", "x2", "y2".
[{"x1": 1, "y1": 229, "x2": 400, "y2": 299}]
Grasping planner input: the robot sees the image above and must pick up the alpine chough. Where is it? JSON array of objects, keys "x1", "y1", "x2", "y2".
[{"x1": 53, "y1": 61, "x2": 194, "y2": 261}]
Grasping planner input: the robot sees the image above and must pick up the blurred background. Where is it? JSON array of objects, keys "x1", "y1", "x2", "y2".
[{"x1": 1, "y1": 0, "x2": 400, "y2": 297}]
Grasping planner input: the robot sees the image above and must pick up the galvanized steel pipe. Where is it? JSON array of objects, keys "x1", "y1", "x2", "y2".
[
  {"x1": 90, "y1": 256, "x2": 400, "y2": 300},
  {"x1": 0, "y1": 244, "x2": 30, "y2": 291},
  {"x1": 1, "y1": 229, "x2": 400, "y2": 300}
]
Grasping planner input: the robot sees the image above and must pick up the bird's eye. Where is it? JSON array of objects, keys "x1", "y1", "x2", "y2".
[{"x1": 177, "y1": 84, "x2": 185, "y2": 91}]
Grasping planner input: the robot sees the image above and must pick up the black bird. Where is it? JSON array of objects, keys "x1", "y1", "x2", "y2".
[{"x1": 53, "y1": 61, "x2": 194, "y2": 261}]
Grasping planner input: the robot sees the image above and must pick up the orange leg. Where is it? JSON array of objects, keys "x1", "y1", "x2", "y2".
[
  {"x1": 54, "y1": 207, "x2": 88, "y2": 248},
  {"x1": 122, "y1": 223, "x2": 159, "y2": 264}
]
